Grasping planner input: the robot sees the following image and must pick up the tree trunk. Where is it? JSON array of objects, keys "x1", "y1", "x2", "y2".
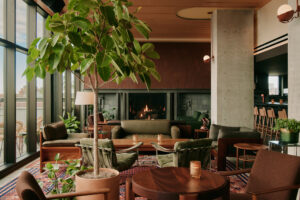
[{"x1": 93, "y1": 89, "x2": 99, "y2": 176}]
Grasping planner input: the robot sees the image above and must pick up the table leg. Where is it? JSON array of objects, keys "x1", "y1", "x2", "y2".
[
  {"x1": 126, "y1": 177, "x2": 134, "y2": 200},
  {"x1": 236, "y1": 148, "x2": 239, "y2": 170},
  {"x1": 243, "y1": 149, "x2": 246, "y2": 169},
  {"x1": 222, "y1": 180, "x2": 230, "y2": 200}
]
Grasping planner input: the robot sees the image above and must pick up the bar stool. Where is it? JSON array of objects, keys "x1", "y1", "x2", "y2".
[
  {"x1": 278, "y1": 109, "x2": 288, "y2": 119},
  {"x1": 254, "y1": 107, "x2": 259, "y2": 130},
  {"x1": 258, "y1": 107, "x2": 267, "y2": 137},
  {"x1": 265, "y1": 108, "x2": 278, "y2": 141}
]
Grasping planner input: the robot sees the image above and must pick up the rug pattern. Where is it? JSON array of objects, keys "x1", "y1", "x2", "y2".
[{"x1": 0, "y1": 156, "x2": 247, "y2": 200}]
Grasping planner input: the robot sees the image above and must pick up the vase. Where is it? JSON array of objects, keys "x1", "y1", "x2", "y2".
[
  {"x1": 280, "y1": 128, "x2": 299, "y2": 143},
  {"x1": 76, "y1": 168, "x2": 120, "y2": 200}
]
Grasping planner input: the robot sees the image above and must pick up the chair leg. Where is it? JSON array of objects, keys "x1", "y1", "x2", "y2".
[{"x1": 126, "y1": 177, "x2": 134, "y2": 200}]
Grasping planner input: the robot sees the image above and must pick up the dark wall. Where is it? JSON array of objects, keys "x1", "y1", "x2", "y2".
[{"x1": 88, "y1": 42, "x2": 211, "y2": 89}]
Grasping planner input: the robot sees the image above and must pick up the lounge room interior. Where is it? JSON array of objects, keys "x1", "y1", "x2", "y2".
[{"x1": 1, "y1": 0, "x2": 300, "y2": 199}]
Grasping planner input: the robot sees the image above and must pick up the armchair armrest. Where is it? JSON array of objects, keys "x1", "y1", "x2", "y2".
[
  {"x1": 151, "y1": 142, "x2": 175, "y2": 153},
  {"x1": 171, "y1": 126, "x2": 181, "y2": 139},
  {"x1": 117, "y1": 142, "x2": 143, "y2": 153},
  {"x1": 217, "y1": 168, "x2": 251, "y2": 176},
  {"x1": 247, "y1": 184, "x2": 300, "y2": 199},
  {"x1": 111, "y1": 126, "x2": 122, "y2": 139},
  {"x1": 46, "y1": 188, "x2": 110, "y2": 199}
]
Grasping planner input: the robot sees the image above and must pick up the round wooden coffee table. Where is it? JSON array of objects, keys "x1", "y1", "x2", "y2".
[
  {"x1": 131, "y1": 167, "x2": 230, "y2": 200},
  {"x1": 234, "y1": 143, "x2": 268, "y2": 169}
]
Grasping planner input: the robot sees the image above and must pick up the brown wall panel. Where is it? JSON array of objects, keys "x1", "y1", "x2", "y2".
[{"x1": 86, "y1": 42, "x2": 211, "y2": 90}]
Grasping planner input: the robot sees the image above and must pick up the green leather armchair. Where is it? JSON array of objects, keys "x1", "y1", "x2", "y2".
[
  {"x1": 77, "y1": 138, "x2": 143, "y2": 171},
  {"x1": 152, "y1": 138, "x2": 213, "y2": 168}
]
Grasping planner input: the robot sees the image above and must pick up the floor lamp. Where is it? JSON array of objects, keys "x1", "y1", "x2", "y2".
[{"x1": 75, "y1": 91, "x2": 94, "y2": 133}]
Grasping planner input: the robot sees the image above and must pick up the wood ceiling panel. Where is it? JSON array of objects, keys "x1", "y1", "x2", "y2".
[{"x1": 37, "y1": 0, "x2": 271, "y2": 41}]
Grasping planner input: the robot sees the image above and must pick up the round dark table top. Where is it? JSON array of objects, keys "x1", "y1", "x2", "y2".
[{"x1": 132, "y1": 167, "x2": 229, "y2": 200}]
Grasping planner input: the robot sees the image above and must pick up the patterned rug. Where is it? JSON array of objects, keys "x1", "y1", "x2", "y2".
[{"x1": 0, "y1": 156, "x2": 247, "y2": 200}]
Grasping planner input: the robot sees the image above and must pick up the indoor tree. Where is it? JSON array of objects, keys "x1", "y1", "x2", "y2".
[{"x1": 24, "y1": 0, "x2": 160, "y2": 177}]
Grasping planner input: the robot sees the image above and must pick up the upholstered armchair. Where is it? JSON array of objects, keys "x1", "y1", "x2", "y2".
[
  {"x1": 219, "y1": 150, "x2": 300, "y2": 200},
  {"x1": 16, "y1": 171, "x2": 110, "y2": 200},
  {"x1": 40, "y1": 121, "x2": 89, "y2": 172},
  {"x1": 152, "y1": 138, "x2": 213, "y2": 168},
  {"x1": 77, "y1": 138, "x2": 143, "y2": 171},
  {"x1": 209, "y1": 124, "x2": 261, "y2": 171}
]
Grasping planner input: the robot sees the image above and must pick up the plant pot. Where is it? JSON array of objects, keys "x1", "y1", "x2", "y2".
[
  {"x1": 280, "y1": 128, "x2": 300, "y2": 143},
  {"x1": 76, "y1": 168, "x2": 120, "y2": 200}
]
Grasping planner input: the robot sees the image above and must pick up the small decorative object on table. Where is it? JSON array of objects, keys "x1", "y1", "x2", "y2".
[
  {"x1": 271, "y1": 99, "x2": 275, "y2": 104},
  {"x1": 279, "y1": 99, "x2": 284, "y2": 105},
  {"x1": 157, "y1": 134, "x2": 162, "y2": 143},
  {"x1": 273, "y1": 118, "x2": 300, "y2": 143},
  {"x1": 200, "y1": 118, "x2": 210, "y2": 130},
  {"x1": 190, "y1": 161, "x2": 201, "y2": 179},
  {"x1": 133, "y1": 134, "x2": 138, "y2": 143}
]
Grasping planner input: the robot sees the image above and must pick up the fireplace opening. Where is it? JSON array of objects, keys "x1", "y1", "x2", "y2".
[{"x1": 129, "y1": 93, "x2": 166, "y2": 120}]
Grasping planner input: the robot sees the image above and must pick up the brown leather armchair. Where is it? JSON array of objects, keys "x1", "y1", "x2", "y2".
[
  {"x1": 219, "y1": 149, "x2": 300, "y2": 200},
  {"x1": 16, "y1": 171, "x2": 109, "y2": 200}
]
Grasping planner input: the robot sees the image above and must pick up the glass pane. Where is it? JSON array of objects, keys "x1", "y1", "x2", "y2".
[
  {"x1": 16, "y1": 0, "x2": 27, "y2": 47},
  {"x1": 16, "y1": 52, "x2": 27, "y2": 159},
  {"x1": 36, "y1": 13, "x2": 44, "y2": 150},
  {"x1": 0, "y1": 0, "x2": 4, "y2": 38},
  {"x1": 62, "y1": 72, "x2": 66, "y2": 116},
  {"x1": 0, "y1": 46, "x2": 4, "y2": 165},
  {"x1": 269, "y1": 76, "x2": 279, "y2": 95}
]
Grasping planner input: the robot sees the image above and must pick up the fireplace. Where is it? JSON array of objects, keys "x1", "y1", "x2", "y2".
[{"x1": 129, "y1": 93, "x2": 166, "y2": 119}]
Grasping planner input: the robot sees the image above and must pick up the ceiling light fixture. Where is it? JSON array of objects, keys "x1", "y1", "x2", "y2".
[
  {"x1": 203, "y1": 55, "x2": 214, "y2": 63},
  {"x1": 277, "y1": 0, "x2": 300, "y2": 23}
]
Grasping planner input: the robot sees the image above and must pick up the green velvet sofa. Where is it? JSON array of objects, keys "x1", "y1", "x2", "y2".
[
  {"x1": 111, "y1": 120, "x2": 181, "y2": 139},
  {"x1": 177, "y1": 111, "x2": 210, "y2": 135}
]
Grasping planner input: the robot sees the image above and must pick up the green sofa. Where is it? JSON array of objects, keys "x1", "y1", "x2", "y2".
[{"x1": 111, "y1": 120, "x2": 180, "y2": 139}]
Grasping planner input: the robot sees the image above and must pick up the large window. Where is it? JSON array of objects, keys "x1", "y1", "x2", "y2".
[
  {"x1": 0, "y1": 0, "x2": 4, "y2": 38},
  {"x1": 36, "y1": 13, "x2": 44, "y2": 150},
  {"x1": 0, "y1": 46, "x2": 4, "y2": 165},
  {"x1": 269, "y1": 76, "x2": 279, "y2": 95},
  {"x1": 16, "y1": 0, "x2": 27, "y2": 47},
  {"x1": 16, "y1": 52, "x2": 27, "y2": 159}
]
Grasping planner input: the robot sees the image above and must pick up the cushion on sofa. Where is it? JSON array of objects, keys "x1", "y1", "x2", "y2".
[
  {"x1": 193, "y1": 111, "x2": 201, "y2": 120},
  {"x1": 209, "y1": 124, "x2": 222, "y2": 141},
  {"x1": 217, "y1": 126, "x2": 240, "y2": 139},
  {"x1": 218, "y1": 130, "x2": 261, "y2": 139},
  {"x1": 123, "y1": 134, "x2": 172, "y2": 139},
  {"x1": 43, "y1": 121, "x2": 68, "y2": 141},
  {"x1": 121, "y1": 120, "x2": 170, "y2": 135},
  {"x1": 42, "y1": 138, "x2": 80, "y2": 147}
]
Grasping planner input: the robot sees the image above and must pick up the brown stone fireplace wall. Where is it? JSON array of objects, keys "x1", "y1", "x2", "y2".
[{"x1": 85, "y1": 42, "x2": 211, "y2": 89}]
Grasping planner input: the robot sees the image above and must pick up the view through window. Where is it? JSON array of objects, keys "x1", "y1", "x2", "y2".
[
  {"x1": 0, "y1": 47, "x2": 4, "y2": 165},
  {"x1": 268, "y1": 76, "x2": 279, "y2": 95}
]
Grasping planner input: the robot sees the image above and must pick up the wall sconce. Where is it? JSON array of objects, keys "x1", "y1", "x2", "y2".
[
  {"x1": 277, "y1": 0, "x2": 300, "y2": 23},
  {"x1": 203, "y1": 55, "x2": 214, "y2": 63}
]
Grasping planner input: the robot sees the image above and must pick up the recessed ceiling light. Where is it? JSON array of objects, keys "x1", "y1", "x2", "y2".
[{"x1": 177, "y1": 7, "x2": 217, "y2": 20}]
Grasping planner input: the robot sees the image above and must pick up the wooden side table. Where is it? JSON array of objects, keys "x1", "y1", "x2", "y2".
[
  {"x1": 194, "y1": 129, "x2": 209, "y2": 139},
  {"x1": 234, "y1": 143, "x2": 268, "y2": 169}
]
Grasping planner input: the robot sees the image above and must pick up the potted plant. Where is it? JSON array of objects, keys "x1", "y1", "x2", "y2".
[
  {"x1": 274, "y1": 118, "x2": 300, "y2": 143},
  {"x1": 59, "y1": 112, "x2": 81, "y2": 133},
  {"x1": 23, "y1": 0, "x2": 160, "y2": 199}
]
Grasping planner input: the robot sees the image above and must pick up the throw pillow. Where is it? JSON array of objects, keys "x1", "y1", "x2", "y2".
[
  {"x1": 193, "y1": 111, "x2": 201, "y2": 120},
  {"x1": 43, "y1": 121, "x2": 68, "y2": 141},
  {"x1": 218, "y1": 126, "x2": 241, "y2": 139},
  {"x1": 209, "y1": 124, "x2": 222, "y2": 141}
]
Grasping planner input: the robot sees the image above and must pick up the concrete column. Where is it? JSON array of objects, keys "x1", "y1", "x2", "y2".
[
  {"x1": 288, "y1": 0, "x2": 300, "y2": 120},
  {"x1": 211, "y1": 10, "x2": 254, "y2": 128}
]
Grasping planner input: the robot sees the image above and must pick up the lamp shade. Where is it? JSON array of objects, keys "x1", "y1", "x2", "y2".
[
  {"x1": 277, "y1": 4, "x2": 294, "y2": 23},
  {"x1": 75, "y1": 91, "x2": 94, "y2": 105}
]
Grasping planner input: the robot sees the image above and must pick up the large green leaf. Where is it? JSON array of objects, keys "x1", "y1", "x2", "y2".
[
  {"x1": 135, "y1": 24, "x2": 149, "y2": 39},
  {"x1": 51, "y1": 34, "x2": 60, "y2": 47},
  {"x1": 49, "y1": 20, "x2": 65, "y2": 32},
  {"x1": 146, "y1": 51, "x2": 160, "y2": 59},
  {"x1": 38, "y1": 38, "x2": 48, "y2": 50},
  {"x1": 71, "y1": 17, "x2": 91, "y2": 30},
  {"x1": 149, "y1": 68, "x2": 161, "y2": 81},
  {"x1": 96, "y1": 52, "x2": 112, "y2": 68},
  {"x1": 80, "y1": 58, "x2": 94, "y2": 73},
  {"x1": 98, "y1": 66, "x2": 111, "y2": 81},
  {"x1": 68, "y1": 32, "x2": 82, "y2": 47},
  {"x1": 101, "y1": 35, "x2": 114, "y2": 50},
  {"x1": 101, "y1": 6, "x2": 118, "y2": 26},
  {"x1": 133, "y1": 40, "x2": 141, "y2": 54},
  {"x1": 142, "y1": 43, "x2": 154, "y2": 53}
]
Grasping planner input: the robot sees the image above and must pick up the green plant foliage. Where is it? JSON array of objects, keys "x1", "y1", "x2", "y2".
[
  {"x1": 103, "y1": 107, "x2": 116, "y2": 120},
  {"x1": 42, "y1": 153, "x2": 89, "y2": 196},
  {"x1": 59, "y1": 112, "x2": 80, "y2": 133},
  {"x1": 274, "y1": 118, "x2": 300, "y2": 133},
  {"x1": 24, "y1": 0, "x2": 160, "y2": 90}
]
